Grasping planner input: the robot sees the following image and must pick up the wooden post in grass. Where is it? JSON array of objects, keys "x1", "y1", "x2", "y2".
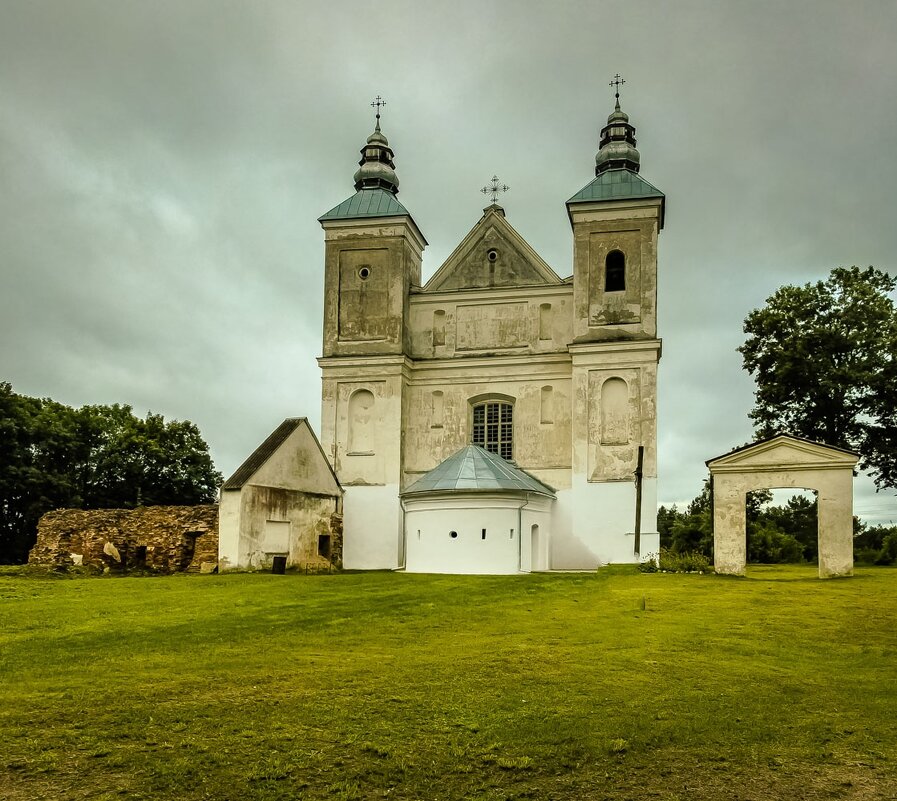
[{"x1": 634, "y1": 445, "x2": 644, "y2": 556}]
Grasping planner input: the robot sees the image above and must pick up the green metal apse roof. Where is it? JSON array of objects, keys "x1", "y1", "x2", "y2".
[
  {"x1": 401, "y1": 445, "x2": 556, "y2": 497},
  {"x1": 567, "y1": 168, "x2": 664, "y2": 205},
  {"x1": 319, "y1": 188, "x2": 410, "y2": 221}
]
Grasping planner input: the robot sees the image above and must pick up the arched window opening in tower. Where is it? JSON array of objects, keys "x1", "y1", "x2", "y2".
[
  {"x1": 605, "y1": 250, "x2": 626, "y2": 292},
  {"x1": 472, "y1": 401, "x2": 513, "y2": 460}
]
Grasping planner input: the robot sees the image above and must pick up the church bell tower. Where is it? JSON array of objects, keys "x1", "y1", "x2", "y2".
[
  {"x1": 319, "y1": 98, "x2": 426, "y2": 357},
  {"x1": 317, "y1": 99, "x2": 427, "y2": 569},
  {"x1": 565, "y1": 77, "x2": 665, "y2": 560}
]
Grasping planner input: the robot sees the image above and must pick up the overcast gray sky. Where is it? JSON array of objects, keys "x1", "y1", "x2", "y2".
[{"x1": 2, "y1": 1, "x2": 896, "y2": 524}]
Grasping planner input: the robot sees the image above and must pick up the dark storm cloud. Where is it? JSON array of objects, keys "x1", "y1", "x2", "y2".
[{"x1": 1, "y1": 1, "x2": 895, "y2": 522}]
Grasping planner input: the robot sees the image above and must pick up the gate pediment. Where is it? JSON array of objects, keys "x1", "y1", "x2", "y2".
[{"x1": 707, "y1": 434, "x2": 858, "y2": 474}]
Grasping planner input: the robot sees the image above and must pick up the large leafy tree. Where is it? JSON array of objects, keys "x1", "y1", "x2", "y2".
[
  {"x1": 739, "y1": 266, "x2": 897, "y2": 489},
  {"x1": 0, "y1": 383, "x2": 223, "y2": 563}
]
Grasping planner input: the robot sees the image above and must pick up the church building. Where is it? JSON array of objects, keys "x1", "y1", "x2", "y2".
[{"x1": 316, "y1": 85, "x2": 665, "y2": 573}]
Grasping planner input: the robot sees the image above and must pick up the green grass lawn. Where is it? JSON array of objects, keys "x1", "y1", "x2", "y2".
[{"x1": 1, "y1": 565, "x2": 895, "y2": 800}]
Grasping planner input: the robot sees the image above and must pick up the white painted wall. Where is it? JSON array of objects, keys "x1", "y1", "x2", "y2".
[
  {"x1": 217, "y1": 490, "x2": 242, "y2": 570},
  {"x1": 551, "y1": 477, "x2": 658, "y2": 568},
  {"x1": 342, "y1": 484, "x2": 402, "y2": 570},
  {"x1": 521, "y1": 502, "x2": 553, "y2": 571},
  {"x1": 405, "y1": 494, "x2": 544, "y2": 575}
]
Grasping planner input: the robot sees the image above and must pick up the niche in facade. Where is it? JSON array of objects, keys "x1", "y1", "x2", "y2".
[
  {"x1": 539, "y1": 303, "x2": 552, "y2": 341},
  {"x1": 540, "y1": 385, "x2": 554, "y2": 424},
  {"x1": 348, "y1": 389, "x2": 375, "y2": 454},
  {"x1": 431, "y1": 391, "x2": 444, "y2": 428},
  {"x1": 600, "y1": 377, "x2": 629, "y2": 445},
  {"x1": 433, "y1": 309, "x2": 446, "y2": 347}
]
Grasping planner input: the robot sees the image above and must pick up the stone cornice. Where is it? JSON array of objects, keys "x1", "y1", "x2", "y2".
[
  {"x1": 320, "y1": 215, "x2": 427, "y2": 253},
  {"x1": 409, "y1": 283, "x2": 573, "y2": 304}
]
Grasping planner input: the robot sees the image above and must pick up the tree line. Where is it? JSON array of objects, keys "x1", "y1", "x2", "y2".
[{"x1": 0, "y1": 383, "x2": 222, "y2": 563}]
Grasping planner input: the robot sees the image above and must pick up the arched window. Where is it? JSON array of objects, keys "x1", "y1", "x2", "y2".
[
  {"x1": 605, "y1": 250, "x2": 626, "y2": 293},
  {"x1": 471, "y1": 400, "x2": 513, "y2": 459}
]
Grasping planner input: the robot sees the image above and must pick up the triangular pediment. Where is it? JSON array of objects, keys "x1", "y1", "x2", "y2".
[
  {"x1": 423, "y1": 206, "x2": 562, "y2": 292},
  {"x1": 707, "y1": 434, "x2": 858, "y2": 472},
  {"x1": 222, "y1": 418, "x2": 342, "y2": 496}
]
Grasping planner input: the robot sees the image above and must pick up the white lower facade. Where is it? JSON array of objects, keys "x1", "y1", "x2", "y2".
[
  {"x1": 554, "y1": 477, "x2": 659, "y2": 568},
  {"x1": 341, "y1": 481, "x2": 658, "y2": 573},
  {"x1": 320, "y1": 338, "x2": 661, "y2": 575},
  {"x1": 342, "y1": 484, "x2": 402, "y2": 570}
]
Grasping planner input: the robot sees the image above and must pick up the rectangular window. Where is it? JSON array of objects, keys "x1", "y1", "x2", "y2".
[
  {"x1": 318, "y1": 534, "x2": 331, "y2": 559},
  {"x1": 481, "y1": 529, "x2": 486, "y2": 540}
]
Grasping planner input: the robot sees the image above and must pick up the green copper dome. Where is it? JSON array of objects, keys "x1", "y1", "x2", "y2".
[{"x1": 401, "y1": 445, "x2": 556, "y2": 497}]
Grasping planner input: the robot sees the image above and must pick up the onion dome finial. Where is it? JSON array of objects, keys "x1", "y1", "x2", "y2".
[
  {"x1": 353, "y1": 95, "x2": 400, "y2": 195},
  {"x1": 595, "y1": 74, "x2": 641, "y2": 175}
]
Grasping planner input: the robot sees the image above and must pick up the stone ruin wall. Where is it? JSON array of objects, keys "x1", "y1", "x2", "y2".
[
  {"x1": 328, "y1": 513, "x2": 343, "y2": 569},
  {"x1": 29, "y1": 505, "x2": 219, "y2": 574}
]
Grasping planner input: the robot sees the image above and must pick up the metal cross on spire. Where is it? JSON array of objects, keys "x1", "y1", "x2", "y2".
[
  {"x1": 481, "y1": 175, "x2": 509, "y2": 204},
  {"x1": 609, "y1": 73, "x2": 625, "y2": 101},
  {"x1": 371, "y1": 95, "x2": 386, "y2": 122}
]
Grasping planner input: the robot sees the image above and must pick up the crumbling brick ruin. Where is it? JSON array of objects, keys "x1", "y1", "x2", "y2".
[{"x1": 29, "y1": 506, "x2": 219, "y2": 573}]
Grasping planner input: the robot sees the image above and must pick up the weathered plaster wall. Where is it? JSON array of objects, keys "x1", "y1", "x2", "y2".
[
  {"x1": 218, "y1": 490, "x2": 242, "y2": 567},
  {"x1": 401, "y1": 363, "x2": 573, "y2": 485},
  {"x1": 570, "y1": 341, "x2": 660, "y2": 486},
  {"x1": 407, "y1": 286, "x2": 574, "y2": 359},
  {"x1": 29, "y1": 506, "x2": 218, "y2": 573},
  {"x1": 321, "y1": 219, "x2": 424, "y2": 358},
  {"x1": 250, "y1": 423, "x2": 341, "y2": 496},
  {"x1": 220, "y1": 486, "x2": 341, "y2": 571},
  {"x1": 569, "y1": 199, "x2": 662, "y2": 343}
]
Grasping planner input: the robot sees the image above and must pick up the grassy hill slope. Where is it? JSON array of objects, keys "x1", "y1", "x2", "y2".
[{"x1": 1, "y1": 565, "x2": 895, "y2": 800}]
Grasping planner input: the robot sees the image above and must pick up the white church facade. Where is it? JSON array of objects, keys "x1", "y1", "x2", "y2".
[{"x1": 315, "y1": 90, "x2": 665, "y2": 573}]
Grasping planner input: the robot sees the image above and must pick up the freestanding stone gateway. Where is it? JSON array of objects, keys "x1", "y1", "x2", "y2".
[{"x1": 707, "y1": 434, "x2": 858, "y2": 578}]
